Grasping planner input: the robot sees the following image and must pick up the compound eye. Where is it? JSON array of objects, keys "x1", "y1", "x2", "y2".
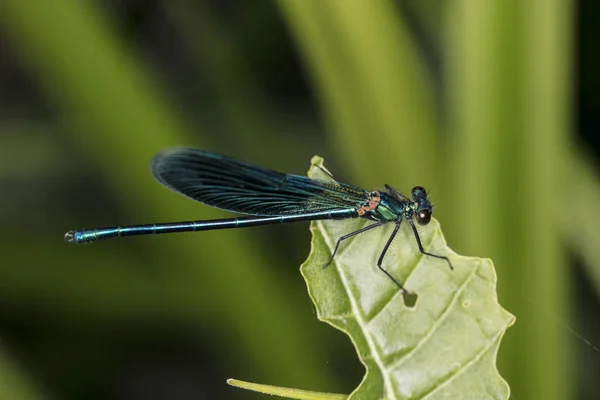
[
  {"x1": 411, "y1": 186, "x2": 426, "y2": 199},
  {"x1": 416, "y1": 209, "x2": 431, "y2": 226}
]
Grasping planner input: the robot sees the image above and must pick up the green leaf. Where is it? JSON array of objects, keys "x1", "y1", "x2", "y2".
[
  {"x1": 301, "y1": 157, "x2": 515, "y2": 400},
  {"x1": 230, "y1": 157, "x2": 514, "y2": 400}
]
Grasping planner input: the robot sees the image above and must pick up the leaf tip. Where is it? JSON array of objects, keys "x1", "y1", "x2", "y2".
[{"x1": 310, "y1": 155, "x2": 324, "y2": 166}]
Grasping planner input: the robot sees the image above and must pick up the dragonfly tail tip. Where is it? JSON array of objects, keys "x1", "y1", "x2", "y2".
[{"x1": 64, "y1": 231, "x2": 76, "y2": 243}]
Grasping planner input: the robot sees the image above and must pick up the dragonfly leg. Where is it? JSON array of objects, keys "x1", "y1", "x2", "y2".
[
  {"x1": 407, "y1": 218, "x2": 453, "y2": 270},
  {"x1": 323, "y1": 221, "x2": 385, "y2": 269},
  {"x1": 377, "y1": 220, "x2": 408, "y2": 294}
]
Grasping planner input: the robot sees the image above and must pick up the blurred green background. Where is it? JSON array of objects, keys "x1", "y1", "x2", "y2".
[{"x1": 0, "y1": 0, "x2": 598, "y2": 399}]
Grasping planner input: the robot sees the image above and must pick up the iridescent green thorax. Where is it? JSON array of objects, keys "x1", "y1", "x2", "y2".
[
  {"x1": 368, "y1": 192, "x2": 409, "y2": 222},
  {"x1": 364, "y1": 186, "x2": 433, "y2": 225}
]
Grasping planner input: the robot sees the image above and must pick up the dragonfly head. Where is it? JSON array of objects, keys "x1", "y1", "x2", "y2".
[{"x1": 411, "y1": 186, "x2": 432, "y2": 226}]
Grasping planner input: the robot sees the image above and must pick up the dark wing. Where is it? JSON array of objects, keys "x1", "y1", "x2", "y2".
[{"x1": 150, "y1": 148, "x2": 368, "y2": 216}]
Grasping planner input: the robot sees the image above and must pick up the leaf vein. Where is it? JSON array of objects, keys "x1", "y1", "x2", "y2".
[
  {"x1": 318, "y1": 220, "x2": 398, "y2": 400},
  {"x1": 419, "y1": 325, "x2": 508, "y2": 400},
  {"x1": 388, "y1": 259, "x2": 482, "y2": 370}
]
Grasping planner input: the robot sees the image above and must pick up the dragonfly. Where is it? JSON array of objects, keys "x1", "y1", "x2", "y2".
[{"x1": 65, "y1": 148, "x2": 452, "y2": 292}]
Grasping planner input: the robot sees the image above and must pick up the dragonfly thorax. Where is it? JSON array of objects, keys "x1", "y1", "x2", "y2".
[
  {"x1": 364, "y1": 186, "x2": 434, "y2": 226},
  {"x1": 368, "y1": 192, "x2": 408, "y2": 222}
]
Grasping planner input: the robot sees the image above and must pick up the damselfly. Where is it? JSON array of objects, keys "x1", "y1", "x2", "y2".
[{"x1": 65, "y1": 148, "x2": 452, "y2": 292}]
